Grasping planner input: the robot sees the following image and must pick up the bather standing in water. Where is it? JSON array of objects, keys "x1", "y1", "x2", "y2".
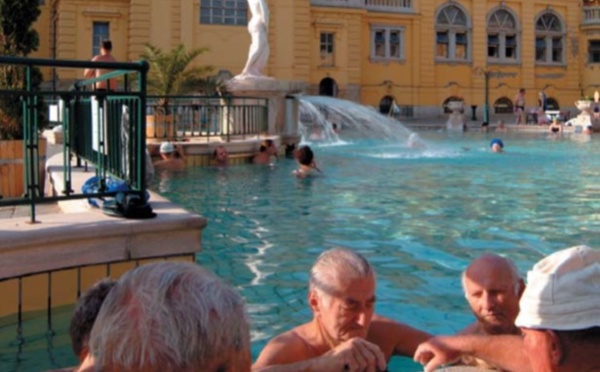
[
  {"x1": 293, "y1": 145, "x2": 321, "y2": 178},
  {"x1": 153, "y1": 142, "x2": 186, "y2": 171},
  {"x1": 253, "y1": 248, "x2": 431, "y2": 371},
  {"x1": 548, "y1": 118, "x2": 562, "y2": 134},
  {"x1": 490, "y1": 138, "x2": 504, "y2": 153},
  {"x1": 213, "y1": 145, "x2": 230, "y2": 167},
  {"x1": 253, "y1": 139, "x2": 278, "y2": 165},
  {"x1": 458, "y1": 254, "x2": 524, "y2": 370}
]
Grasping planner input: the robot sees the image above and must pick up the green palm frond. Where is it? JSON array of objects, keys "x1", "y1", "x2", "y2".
[{"x1": 140, "y1": 43, "x2": 213, "y2": 97}]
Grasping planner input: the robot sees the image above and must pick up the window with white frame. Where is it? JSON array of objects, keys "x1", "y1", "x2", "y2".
[
  {"x1": 370, "y1": 26, "x2": 404, "y2": 61},
  {"x1": 435, "y1": 5, "x2": 470, "y2": 61},
  {"x1": 200, "y1": 0, "x2": 247, "y2": 26},
  {"x1": 535, "y1": 12, "x2": 565, "y2": 64},
  {"x1": 92, "y1": 22, "x2": 110, "y2": 56},
  {"x1": 487, "y1": 8, "x2": 519, "y2": 62},
  {"x1": 320, "y1": 32, "x2": 335, "y2": 66},
  {"x1": 589, "y1": 40, "x2": 600, "y2": 63}
]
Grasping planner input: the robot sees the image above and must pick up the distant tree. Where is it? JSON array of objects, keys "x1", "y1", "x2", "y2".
[{"x1": 0, "y1": 0, "x2": 43, "y2": 139}]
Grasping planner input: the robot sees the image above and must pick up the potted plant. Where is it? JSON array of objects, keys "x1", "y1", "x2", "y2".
[
  {"x1": 0, "y1": 0, "x2": 48, "y2": 198},
  {"x1": 141, "y1": 44, "x2": 213, "y2": 140}
]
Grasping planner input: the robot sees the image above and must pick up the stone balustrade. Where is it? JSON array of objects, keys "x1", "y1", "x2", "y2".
[{"x1": 311, "y1": 0, "x2": 413, "y2": 12}]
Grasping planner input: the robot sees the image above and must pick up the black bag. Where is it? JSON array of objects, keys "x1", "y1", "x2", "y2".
[{"x1": 102, "y1": 192, "x2": 156, "y2": 219}]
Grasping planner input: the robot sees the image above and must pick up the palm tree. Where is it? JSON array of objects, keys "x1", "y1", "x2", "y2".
[
  {"x1": 196, "y1": 75, "x2": 231, "y2": 97},
  {"x1": 141, "y1": 43, "x2": 213, "y2": 112}
]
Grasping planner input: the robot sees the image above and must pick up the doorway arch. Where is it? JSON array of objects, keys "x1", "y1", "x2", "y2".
[
  {"x1": 494, "y1": 97, "x2": 513, "y2": 114},
  {"x1": 319, "y1": 77, "x2": 338, "y2": 97},
  {"x1": 379, "y1": 95, "x2": 395, "y2": 115}
]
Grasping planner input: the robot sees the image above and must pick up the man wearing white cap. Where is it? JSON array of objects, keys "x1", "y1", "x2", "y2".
[
  {"x1": 414, "y1": 245, "x2": 600, "y2": 372},
  {"x1": 153, "y1": 141, "x2": 186, "y2": 171}
]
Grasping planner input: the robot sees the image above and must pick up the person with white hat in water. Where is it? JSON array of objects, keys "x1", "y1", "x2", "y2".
[
  {"x1": 153, "y1": 141, "x2": 186, "y2": 171},
  {"x1": 414, "y1": 245, "x2": 599, "y2": 372}
]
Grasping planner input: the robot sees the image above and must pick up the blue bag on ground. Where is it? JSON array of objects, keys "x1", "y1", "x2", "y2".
[{"x1": 82, "y1": 176, "x2": 130, "y2": 208}]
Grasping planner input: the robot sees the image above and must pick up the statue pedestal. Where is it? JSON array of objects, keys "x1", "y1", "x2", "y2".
[
  {"x1": 446, "y1": 101, "x2": 466, "y2": 131},
  {"x1": 227, "y1": 77, "x2": 307, "y2": 136}
]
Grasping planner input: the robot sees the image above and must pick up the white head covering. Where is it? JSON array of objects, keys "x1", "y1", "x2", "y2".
[
  {"x1": 160, "y1": 142, "x2": 175, "y2": 154},
  {"x1": 515, "y1": 245, "x2": 600, "y2": 330}
]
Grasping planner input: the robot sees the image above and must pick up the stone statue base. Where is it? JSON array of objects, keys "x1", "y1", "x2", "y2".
[
  {"x1": 226, "y1": 77, "x2": 307, "y2": 135},
  {"x1": 447, "y1": 113, "x2": 466, "y2": 131},
  {"x1": 230, "y1": 73, "x2": 274, "y2": 82}
]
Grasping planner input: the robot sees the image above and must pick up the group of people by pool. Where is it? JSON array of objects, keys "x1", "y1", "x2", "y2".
[
  {"x1": 62, "y1": 244, "x2": 598, "y2": 372},
  {"x1": 152, "y1": 139, "x2": 323, "y2": 178},
  {"x1": 250, "y1": 140, "x2": 321, "y2": 178}
]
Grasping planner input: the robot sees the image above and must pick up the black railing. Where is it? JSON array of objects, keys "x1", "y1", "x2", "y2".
[
  {"x1": 145, "y1": 95, "x2": 269, "y2": 141},
  {"x1": 0, "y1": 56, "x2": 149, "y2": 223}
]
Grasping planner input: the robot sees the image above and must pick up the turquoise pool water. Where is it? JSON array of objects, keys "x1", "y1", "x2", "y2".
[
  {"x1": 1, "y1": 131, "x2": 599, "y2": 371},
  {"x1": 158, "y1": 131, "x2": 599, "y2": 370}
]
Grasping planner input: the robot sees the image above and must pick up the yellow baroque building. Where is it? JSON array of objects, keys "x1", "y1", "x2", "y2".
[{"x1": 33, "y1": 0, "x2": 600, "y2": 119}]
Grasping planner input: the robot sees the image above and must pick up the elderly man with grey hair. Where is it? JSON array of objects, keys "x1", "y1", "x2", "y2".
[
  {"x1": 414, "y1": 245, "x2": 600, "y2": 372},
  {"x1": 253, "y1": 247, "x2": 431, "y2": 372},
  {"x1": 77, "y1": 261, "x2": 251, "y2": 372}
]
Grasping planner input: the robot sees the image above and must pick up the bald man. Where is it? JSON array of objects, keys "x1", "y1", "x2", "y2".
[
  {"x1": 461, "y1": 254, "x2": 524, "y2": 336},
  {"x1": 458, "y1": 254, "x2": 525, "y2": 369}
]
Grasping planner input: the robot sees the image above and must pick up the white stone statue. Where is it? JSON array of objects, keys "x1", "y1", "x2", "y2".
[{"x1": 238, "y1": 0, "x2": 270, "y2": 78}]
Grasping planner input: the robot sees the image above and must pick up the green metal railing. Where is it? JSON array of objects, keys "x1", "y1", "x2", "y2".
[
  {"x1": 145, "y1": 95, "x2": 269, "y2": 141},
  {"x1": 0, "y1": 56, "x2": 149, "y2": 223}
]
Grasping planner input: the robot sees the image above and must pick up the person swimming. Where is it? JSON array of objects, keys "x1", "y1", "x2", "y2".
[
  {"x1": 293, "y1": 145, "x2": 321, "y2": 178},
  {"x1": 549, "y1": 118, "x2": 562, "y2": 134},
  {"x1": 490, "y1": 138, "x2": 504, "y2": 153}
]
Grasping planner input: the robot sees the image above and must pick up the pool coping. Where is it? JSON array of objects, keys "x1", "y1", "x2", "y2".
[{"x1": 0, "y1": 153, "x2": 207, "y2": 280}]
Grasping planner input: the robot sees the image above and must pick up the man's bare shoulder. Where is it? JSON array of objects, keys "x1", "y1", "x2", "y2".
[
  {"x1": 253, "y1": 324, "x2": 315, "y2": 368},
  {"x1": 368, "y1": 314, "x2": 432, "y2": 357},
  {"x1": 92, "y1": 54, "x2": 117, "y2": 62}
]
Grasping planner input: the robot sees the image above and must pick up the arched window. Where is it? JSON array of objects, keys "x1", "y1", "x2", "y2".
[
  {"x1": 535, "y1": 12, "x2": 565, "y2": 64},
  {"x1": 487, "y1": 8, "x2": 519, "y2": 63},
  {"x1": 494, "y1": 97, "x2": 513, "y2": 114},
  {"x1": 435, "y1": 4, "x2": 471, "y2": 61},
  {"x1": 319, "y1": 77, "x2": 338, "y2": 97},
  {"x1": 546, "y1": 97, "x2": 560, "y2": 110},
  {"x1": 442, "y1": 96, "x2": 463, "y2": 114}
]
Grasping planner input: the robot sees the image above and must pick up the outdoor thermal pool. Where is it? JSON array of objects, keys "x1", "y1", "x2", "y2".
[
  {"x1": 155, "y1": 131, "x2": 599, "y2": 370},
  {"x1": 0, "y1": 130, "x2": 599, "y2": 371}
]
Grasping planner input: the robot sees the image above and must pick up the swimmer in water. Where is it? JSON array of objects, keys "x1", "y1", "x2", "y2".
[
  {"x1": 293, "y1": 145, "x2": 321, "y2": 178},
  {"x1": 490, "y1": 138, "x2": 504, "y2": 153}
]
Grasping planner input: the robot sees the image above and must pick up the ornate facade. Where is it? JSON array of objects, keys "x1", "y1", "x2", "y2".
[{"x1": 32, "y1": 0, "x2": 600, "y2": 117}]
